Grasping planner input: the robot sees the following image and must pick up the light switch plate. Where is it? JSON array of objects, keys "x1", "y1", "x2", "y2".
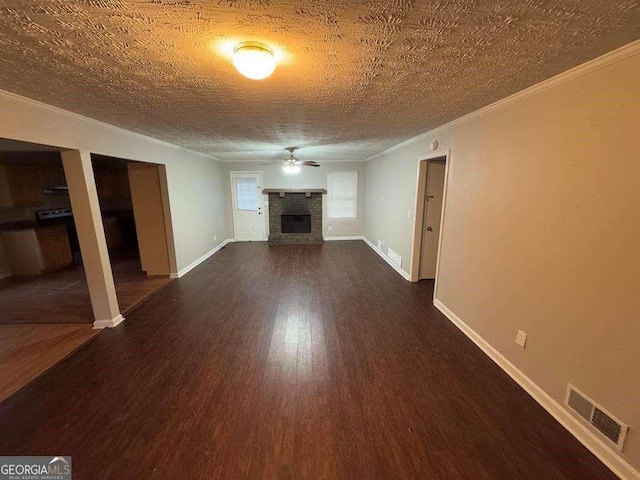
[{"x1": 516, "y1": 330, "x2": 528, "y2": 348}]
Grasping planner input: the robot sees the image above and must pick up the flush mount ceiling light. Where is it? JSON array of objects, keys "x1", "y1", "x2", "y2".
[{"x1": 232, "y1": 42, "x2": 276, "y2": 80}]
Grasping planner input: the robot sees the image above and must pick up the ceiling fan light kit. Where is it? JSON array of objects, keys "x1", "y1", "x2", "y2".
[
  {"x1": 261, "y1": 147, "x2": 321, "y2": 174},
  {"x1": 232, "y1": 41, "x2": 276, "y2": 80},
  {"x1": 283, "y1": 165, "x2": 301, "y2": 174}
]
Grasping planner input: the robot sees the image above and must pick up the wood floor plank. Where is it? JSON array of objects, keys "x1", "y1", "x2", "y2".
[
  {"x1": 0, "y1": 241, "x2": 617, "y2": 479},
  {"x1": 0, "y1": 324, "x2": 99, "y2": 402},
  {"x1": 0, "y1": 258, "x2": 171, "y2": 324}
]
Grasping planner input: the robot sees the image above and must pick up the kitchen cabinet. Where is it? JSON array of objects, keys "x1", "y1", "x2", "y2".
[
  {"x1": 95, "y1": 169, "x2": 130, "y2": 201},
  {"x1": 103, "y1": 217, "x2": 123, "y2": 252},
  {"x1": 36, "y1": 225, "x2": 72, "y2": 271},
  {"x1": 0, "y1": 225, "x2": 71, "y2": 275},
  {"x1": 0, "y1": 164, "x2": 43, "y2": 207},
  {"x1": 39, "y1": 164, "x2": 67, "y2": 188}
]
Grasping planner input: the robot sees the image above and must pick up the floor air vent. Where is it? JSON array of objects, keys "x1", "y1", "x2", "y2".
[{"x1": 565, "y1": 384, "x2": 628, "y2": 451}]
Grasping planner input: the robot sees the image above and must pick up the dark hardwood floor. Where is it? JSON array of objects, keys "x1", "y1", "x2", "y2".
[
  {"x1": 0, "y1": 324, "x2": 98, "y2": 402},
  {"x1": 0, "y1": 242, "x2": 616, "y2": 479},
  {"x1": 0, "y1": 257, "x2": 171, "y2": 325}
]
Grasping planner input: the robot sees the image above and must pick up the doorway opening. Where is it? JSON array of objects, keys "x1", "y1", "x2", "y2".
[
  {"x1": 0, "y1": 137, "x2": 99, "y2": 402},
  {"x1": 230, "y1": 171, "x2": 265, "y2": 241},
  {"x1": 410, "y1": 153, "x2": 450, "y2": 290},
  {"x1": 91, "y1": 155, "x2": 176, "y2": 314}
]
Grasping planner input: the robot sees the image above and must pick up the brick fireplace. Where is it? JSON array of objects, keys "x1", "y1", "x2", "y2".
[{"x1": 264, "y1": 189, "x2": 326, "y2": 245}]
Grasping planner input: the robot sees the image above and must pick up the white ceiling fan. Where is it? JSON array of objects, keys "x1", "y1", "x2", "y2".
[{"x1": 262, "y1": 147, "x2": 320, "y2": 173}]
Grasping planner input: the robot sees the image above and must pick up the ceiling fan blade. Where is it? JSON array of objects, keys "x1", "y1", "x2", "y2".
[{"x1": 302, "y1": 161, "x2": 321, "y2": 167}]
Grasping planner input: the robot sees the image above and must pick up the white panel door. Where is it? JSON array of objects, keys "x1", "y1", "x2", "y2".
[{"x1": 231, "y1": 173, "x2": 265, "y2": 241}]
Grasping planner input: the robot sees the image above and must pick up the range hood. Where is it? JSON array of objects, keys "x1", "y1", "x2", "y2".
[{"x1": 42, "y1": 185, "x2": 69, "y2": 195}]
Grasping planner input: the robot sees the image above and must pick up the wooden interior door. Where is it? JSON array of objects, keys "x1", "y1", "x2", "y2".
[{"x1": 419, "y1": 160, "x2": 446, "y2": 280}]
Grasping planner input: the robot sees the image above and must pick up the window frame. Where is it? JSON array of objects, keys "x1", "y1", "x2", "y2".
[{"x1": 327, "y1": 171, "x2": 358, "y2": 220}]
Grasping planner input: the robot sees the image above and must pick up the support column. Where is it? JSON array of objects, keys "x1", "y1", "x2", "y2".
[{"x1": 61, "y1": 150, "x2": 123, "y2": 328}]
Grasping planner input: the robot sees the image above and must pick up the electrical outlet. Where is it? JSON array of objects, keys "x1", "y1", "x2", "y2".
[
  {"x1": 328, "y1": 225, "x2": 332, "y2": 232},
  {"x1": 516, "y1": 330, "x2": 528, "y2": 348},
  {"x1": 382, "y1": 238, "x2": 386, "y2": 246},
  {"x1": 377, "y1": 240, "x2": 382, "y2": 250},
  {"x1": 407, "y1": 209, "x2": 412, "y2": 218},
  {"x1": 214, "y1": 234, "x2": 217, "y2": 241}
]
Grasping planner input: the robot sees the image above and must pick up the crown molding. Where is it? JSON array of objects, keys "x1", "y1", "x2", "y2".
[
  {"x1": 0, "y1": 89, "x2": 221, "y2": 161},
  {"x1": 366, "y1": 39, "x2": 640, "y2": 162}
]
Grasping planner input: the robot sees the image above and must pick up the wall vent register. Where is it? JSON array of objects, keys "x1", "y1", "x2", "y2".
[
  {"x1": 387, "y1": 247, "x2": 402, "y2": 268},
  {"x1": 564, "y1": 384, "x2": 629, "y2": 451}
]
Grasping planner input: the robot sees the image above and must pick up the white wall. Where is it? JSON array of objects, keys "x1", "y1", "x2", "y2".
[
  {"x1": 0, "y1": 90, "x2": 231, "y2": 272},
  {"x1": 365, "y1": 45, "x2": 640, "y2": 473},
  {"x1": 223, "y1": 162, "x2": 366, "y2": 239}
]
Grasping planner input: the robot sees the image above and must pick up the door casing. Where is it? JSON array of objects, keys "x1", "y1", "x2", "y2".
[{"x1": 409, "y1": 150, "x2": 452, "y2": 300}]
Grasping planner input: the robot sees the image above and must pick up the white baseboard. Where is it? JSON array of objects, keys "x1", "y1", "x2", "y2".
[
  {"x1": 93, "y1": 314, "x2": 124, "y2": 329},
  {"x1": 362, "y1": 237, "x2": 411, "y2": 281},
  {"x1": 324, "y1": 236, "x2": 365, "y2": 241},
  {"x1": 175, "y1": 239, "x2": 234, "y2": 278},
  {"x1": 433, "y1": 299, "x2": 639, "y2": 480}
]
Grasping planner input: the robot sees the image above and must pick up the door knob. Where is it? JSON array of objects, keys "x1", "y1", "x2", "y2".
[{"x1": 426, "y1": 226, "x2": 433, "y2": 231}]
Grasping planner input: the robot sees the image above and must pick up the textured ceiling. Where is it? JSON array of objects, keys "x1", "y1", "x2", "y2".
[{"x1": 0, "y1": 1, "x2": 639, "y2": 162}]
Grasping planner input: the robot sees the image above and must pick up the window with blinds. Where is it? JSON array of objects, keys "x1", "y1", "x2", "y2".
[
  {"x1": 327, "y1": 171, "x2": 358, "y2": 219},
  {"x1": 235, "y1": 177, "x2": 259, "y2": 211}
]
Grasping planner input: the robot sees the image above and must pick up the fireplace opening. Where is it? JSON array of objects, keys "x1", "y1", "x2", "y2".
[{"x1": 281, "y1": 214, "x2": 311, "y2": 233}]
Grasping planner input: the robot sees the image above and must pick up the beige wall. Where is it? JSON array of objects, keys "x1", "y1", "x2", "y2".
[
  {"x1": 0, "y1": 90, "x2": 232, "y2": 272},
  {"x1": 223, "y1": 161, "x2": 367, "y2": 238},
  {"x1": 365, "y1": 50, "x2": 640, "y2": 470},
  {"x1": 169, "y1": 158, "x2": 228, "y2": 269}
]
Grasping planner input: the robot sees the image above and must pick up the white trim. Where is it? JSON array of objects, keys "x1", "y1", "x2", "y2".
[
  {"x1": 0, "y1": 89, "x2": 220, "y2": 161},
  {"x1": 433, "y1": 299, "x2": 640, "y2": 480},
  {"x1": 366, "y1": 39, "x2": 640, "y2": 162},
  {"x1": 175, "y1": 239, "x2": 234, "y2": 278},
  {"x1": 92, "y1": 314, "x2": 124, "y2": 329},
  {"x1": 362, "y1": 237, "x2": 411, "y2": 281},
  {"x1": 324, "y1": 236, "x2": 365, "y2": 241}
]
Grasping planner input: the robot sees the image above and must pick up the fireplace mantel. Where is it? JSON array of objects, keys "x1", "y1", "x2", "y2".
[{"x1": 262, "y1": 188, "x2": 327, "y2": 198}]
